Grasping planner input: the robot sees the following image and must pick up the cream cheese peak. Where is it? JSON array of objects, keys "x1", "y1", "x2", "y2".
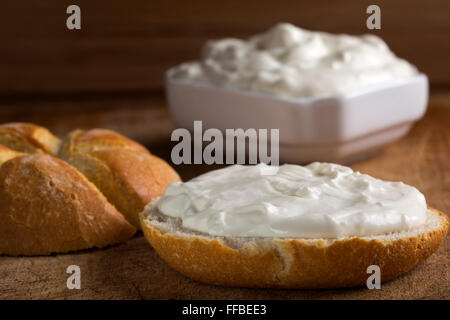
[
  {"x1": 157, "y1": 163, "x2": 428, "y2": 238},
  {"x1": 173, "y1": 23, "x2": 418, "y2": 98}
]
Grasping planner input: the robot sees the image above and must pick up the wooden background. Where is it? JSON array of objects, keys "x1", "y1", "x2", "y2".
[{"x1": 0, "y1": 0, "x2": 449, "y2": 96}]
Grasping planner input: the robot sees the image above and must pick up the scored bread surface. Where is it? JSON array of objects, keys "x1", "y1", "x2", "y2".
[
  {"x1": 0, "y1": 154, "x2": 136, "y2": 255},
  {"x1": 0, "y1": 122, "x2": 61, "y2": 154},
  {"x1": 58, "y1": 129, "x2": 181, "y2": 229},
  {"x1": 140, "y1": 200, "x2": 449, "y2": 289}
]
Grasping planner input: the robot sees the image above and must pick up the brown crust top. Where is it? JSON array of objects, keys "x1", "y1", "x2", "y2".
[
  {"x1": 59, "y1": 129, "x2": 181, "y2": 228},
  {"x1": 61, "y1": 129, "x2": 150, "y2": 154},
  {"x1": 0, "y1": 123, "x2": 61, "y2": 154},
  {"x1": 140, "y1": 208, "x2": 449, "y2": 288}
]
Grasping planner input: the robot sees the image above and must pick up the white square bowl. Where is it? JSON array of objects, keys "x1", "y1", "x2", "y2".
[{"x1": 165, "y1": 69, "x2": 428, "y2": 164}]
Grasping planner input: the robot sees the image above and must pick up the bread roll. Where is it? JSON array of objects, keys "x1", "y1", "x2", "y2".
[
  {"x1": 0, "y1": 122, "x2": 180, "y2": 255},
  {"x1": 141, "y1": 203, "x2": 448, "y2": 288}
]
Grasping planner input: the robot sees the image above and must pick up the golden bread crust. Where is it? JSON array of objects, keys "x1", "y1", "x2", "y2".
[
  {"x1": 140, "y1": 208, "x2": 449, "y2": 288},
  {"x1": 0, "y1": 154, "x2": 136, "y2": 256},
  {"x1": 0, "y1": 123, "x2": 180, "y2": 255},
  {"x1": 60, "y1": 129, "x2": 149, "y2": 154},
  {"x1": 0, "y1": 123, "x2": 61, "y2": 154},
  {"x1": 0, "y1": 145, "x2": 24, "y2": 165},
  {"x1": 59, "y1": 129, "x2": 181, "y2": 228}
]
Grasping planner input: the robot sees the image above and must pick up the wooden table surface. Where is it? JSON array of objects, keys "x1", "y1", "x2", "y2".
[{"x1": 0, "y1": 94, "x2": 448, "y2": 299}]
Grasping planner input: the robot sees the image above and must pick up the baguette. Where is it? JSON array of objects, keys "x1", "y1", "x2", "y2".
[{"x1": 140, "y1": 201, "x2": 449, "y2": 288}]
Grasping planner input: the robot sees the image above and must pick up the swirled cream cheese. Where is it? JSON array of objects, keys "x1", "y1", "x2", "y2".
[
  {"x1": 173, "y1": 23, "x2": 418, "y2": 98},
  {"x1": 157, "y1": 163, "x2": 428, "y2": 238}
]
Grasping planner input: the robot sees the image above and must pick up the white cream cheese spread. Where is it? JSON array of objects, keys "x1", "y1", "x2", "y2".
[
  {"x1": 173, "y1": 23, "x2": 418, "y2": 98},
  {"x1": 157, "y1": 163, "x2": 428, "y2": 238}
]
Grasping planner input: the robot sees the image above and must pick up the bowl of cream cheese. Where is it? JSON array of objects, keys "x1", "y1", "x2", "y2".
[{"x1": 166, "y1": 23, "x2": 428, "y2": 163}]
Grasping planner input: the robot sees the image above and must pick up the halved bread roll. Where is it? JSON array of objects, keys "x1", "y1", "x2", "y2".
[
  {"x1": 141, "y1": 201, "x2": 448, "y2": 288},
  {"x1": 141, "y1": 203, "x2": 448, "y2": 288}
]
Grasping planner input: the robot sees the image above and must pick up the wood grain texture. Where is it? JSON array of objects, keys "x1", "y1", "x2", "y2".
[
  {"x1": 0, "y1": 0, "x2": 449, "y2": 95},
  {"x1": 0, "y1": 94, "x2": 448, "y2": 299}
]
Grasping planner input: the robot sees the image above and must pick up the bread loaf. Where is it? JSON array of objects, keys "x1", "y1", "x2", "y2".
[{"x1": 0, "y1": 123, "x2": 180, "y2": 256}]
